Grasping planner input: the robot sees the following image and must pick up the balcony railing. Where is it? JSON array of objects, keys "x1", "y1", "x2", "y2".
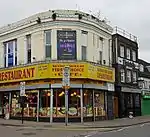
[{"x1": 113, "y1": 26, "x2": 137, "y2": 42}]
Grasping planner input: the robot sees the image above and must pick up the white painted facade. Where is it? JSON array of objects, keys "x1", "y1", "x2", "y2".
[{"x1": 0, "y1": 10, "x2": 113, "y2": 68}]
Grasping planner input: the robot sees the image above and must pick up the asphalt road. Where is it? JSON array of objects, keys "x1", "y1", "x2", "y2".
[
  {"x1": 84, "y1": 123, "x2": 150, "y2": 137},
  {"x1": 1, "y1": 123, "x2": 150, "y2": 137},
  {"x1": 0, "y1": 124, "x2": 103, "y2": 137}
]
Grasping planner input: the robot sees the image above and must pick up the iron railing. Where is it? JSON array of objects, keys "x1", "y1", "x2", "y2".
[{"x1": 113, "y1": 26, "x2": 137, "y2": 42}]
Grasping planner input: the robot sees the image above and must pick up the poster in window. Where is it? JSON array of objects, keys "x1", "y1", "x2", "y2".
[{"x1": 57, "y1": 30, "x2": 76, "y2": 60}]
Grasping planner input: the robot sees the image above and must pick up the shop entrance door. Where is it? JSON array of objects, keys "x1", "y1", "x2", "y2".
[{"x1": 0, "y1": 92, "x2": 9, "y2": 117}]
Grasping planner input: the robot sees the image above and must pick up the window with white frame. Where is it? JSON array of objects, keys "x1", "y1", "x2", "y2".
[
  {"x1": 45, "y1": 30, "x2": 51, "y2": 59},
  {"x1": 126, "y1": 48, "x2": 131, "y2": 59},
  {"x1": 26, "y1": 35, "x2": 31, "y2": 63},
  {"x1": 81, "y1": 46, "x2": 87, "y2": 60},
  {"x1": 4, "y1": 40, "x2": 17, "y2": 67},
  {"x1": 132, "y1": 71, "x2": 137, "y2": 83},
  {"x1": 120, "y1": 69, "x2": 125, "y2": 82},
  {"x1": 126, "y1": 70, "x2": 131, "y2": 83},
  {"x1": 144, "y1": 81, "x2": 149, "y2": 89},
  {"x1": 120, "y1": 45, "x2": 124, "y2": 57},
  {"x1": 81, "y1": 30, "x2": 88, "y2": 48},
  {"x1": 99, "y1": 37, "x2": 104, "y2": 49},
  {"x1": 132, "y1": 50, "x2": 136, "y2": 61},
  {"x1": 139, "y1": 64, "x2": 144, "y2": 72},
  {"x1": 99, "y1": 51, "x2": 102, "y2": 64}
]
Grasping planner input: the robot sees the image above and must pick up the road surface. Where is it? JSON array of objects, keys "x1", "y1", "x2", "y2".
[
  {"x1": 1, "y1": 122, "x2": 150, "y2": 137},
  {"x1": 83, "y1": 123, "x2": 150, "y2": 137},
  {"x1": 0, "y1": 125, "x2": 87, "y2": 137}
]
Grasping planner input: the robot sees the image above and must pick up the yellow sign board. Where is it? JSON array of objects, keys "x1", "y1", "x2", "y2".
[
  {"x1": 0, "y1": 62, "x2": 115, "y2": 83},
  {"x1": 50, "y1": 63, "x2": 87, "y2": 78},
  {"x1": 0, "y1": 63, "x2": 50, "y2": 83},
  {"x1": 88, "y1": 64, "x2": 115, "y2": 82}
]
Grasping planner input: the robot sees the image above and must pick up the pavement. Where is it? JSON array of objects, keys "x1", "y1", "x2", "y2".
[{"x1": 0, "y1": 115, "x2": 150, "y2": 130}]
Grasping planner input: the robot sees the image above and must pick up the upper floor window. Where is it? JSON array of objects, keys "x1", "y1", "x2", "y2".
[
  {"x1": 139, "y1": 64, "x2": 144, "y2": 72},
  {"x1": 126, "y1": 48, "x2": 131, "y2": 59},
  {"x1": 99, "y1": 51, "x2": 102, "y2": 64},
  {"x1": 120, "y1": 45, "x2": 124, "y2": 57},
  {"x1": 144, "y1": 81, "x2": 149, "y2": 89},
  {"x1": 126, "y1": 70, "x2": 131, "y2": 83},
  {"x1": 81, "y1": 30, "x2": 88, "y2": 47},
  {"x1": 45, "y1": 30, "x2": 51, "y2": 59},
  {"x1": 26, "y1": 35, "x2": 31, "y2": 63},
  {"x1": 93, "y1": 34, "x2": 96, "y2": 47},
  {"x1": 4, "y1": 40, "x2": 17, "y2": 67},
  {"x1": 132, "y1": 71, "x2": 137, "y2": 83},
  {"x1": 81, "y1": 46, "x2": 87, "y2": 60},
  {"x1": 132, "y1": 50, "x2": 136, "y2": 61},
  {"x1": 120, "y1": 69, "x2": 125, "y2": 82},
  {"x1": 99, "y1": 37, "x2": 104, "y2": 49}
]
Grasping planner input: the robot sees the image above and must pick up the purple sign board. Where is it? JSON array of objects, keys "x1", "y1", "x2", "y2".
[{"x1": 57, "y1": 30, "x2": 76, "y2": 60}]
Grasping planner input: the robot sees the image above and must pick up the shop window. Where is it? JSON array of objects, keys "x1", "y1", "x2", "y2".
[
  {"x1": 68, "y1": 89, "x2": 80, "y2": 117},
  {"x1": 24, "y1": 90, "x2": 38, "y2": 117},
  {"x1": 83, "y1": 90, "x2": 93, "y2": 117},
  {"x1": 53, "y1": 89, "x2": 81, "y2": 118},
  {"x1": 11, "y1": 92, "x2": 20, "y2": 117},
  {"x1": 53, "y1": 89, "x2": 65, "y2": 117},
  {"x1": 39, "y1": 90, "x2": 51, "y2": 117},
  {"x1": 94, "y1": 91, "x2": 105, "y2": 117}
]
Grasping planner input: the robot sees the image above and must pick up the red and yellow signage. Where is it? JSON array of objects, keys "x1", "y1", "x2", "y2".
[
  {"x1": 0, "y1": 63, "x2": 50, "y2": 83},
  {"x1": 0, "y1": 62, "x2": 115, "y2": 84},
  {"x1": 0, "y1": 67, "x2": 35, "y2": 81}
]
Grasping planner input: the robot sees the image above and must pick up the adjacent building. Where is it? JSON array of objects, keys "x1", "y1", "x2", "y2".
[
  {"x1": 112, "y1": 27, "x2": 141, "y2": 118},
  {"x1": 138, "y1": 59, "x2": 150, "y2": 115},
  {"x1": 0, "y1": 10, "x2": 115, "y2": 122}
]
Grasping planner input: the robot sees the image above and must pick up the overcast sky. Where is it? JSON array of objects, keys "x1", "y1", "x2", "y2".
[{"x1": 0, "y1": 0, "x2": 149, "y2": 62}]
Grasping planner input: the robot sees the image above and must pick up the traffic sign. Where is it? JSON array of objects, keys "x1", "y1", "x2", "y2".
[
  {"x1": 20, "y1": 82, "x2": 26, "y2": 96},
  {"x1": 62, "y1": 66, "x2": 70, "y2": 88}
]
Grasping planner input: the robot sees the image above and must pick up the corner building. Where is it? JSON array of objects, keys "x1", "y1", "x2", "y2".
[{"x1": 0, "y1": 10, "x2": 115, "y2": 122}]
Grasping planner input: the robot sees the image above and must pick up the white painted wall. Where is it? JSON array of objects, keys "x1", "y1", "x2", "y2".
[
  {"x1": 0, "y1": 10, "x2": 113, "y2": 68},
  {"x1": 31, "y1": 31, "x2": 45, "y2": 62},
  {"x1": 18, "y1": 36, "x2": 25, "y2": 64}
]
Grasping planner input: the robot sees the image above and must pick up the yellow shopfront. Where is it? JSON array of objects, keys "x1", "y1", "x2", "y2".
[{"x1": 0, "y1": 62, "x2": 115, "y2": 122}]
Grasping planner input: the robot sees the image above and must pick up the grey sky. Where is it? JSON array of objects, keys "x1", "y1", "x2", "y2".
[{"x1": 0, "y1": 0, "x2": 149, "y2": 62}]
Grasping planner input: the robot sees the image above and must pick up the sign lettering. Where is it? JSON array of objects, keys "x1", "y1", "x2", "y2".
[
  {"x1": 0, "y1": 68, "x2": 35, "y2": 81},
  {"x1": 51, "y1": 64, "x2": 85, "y2": 78}
]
